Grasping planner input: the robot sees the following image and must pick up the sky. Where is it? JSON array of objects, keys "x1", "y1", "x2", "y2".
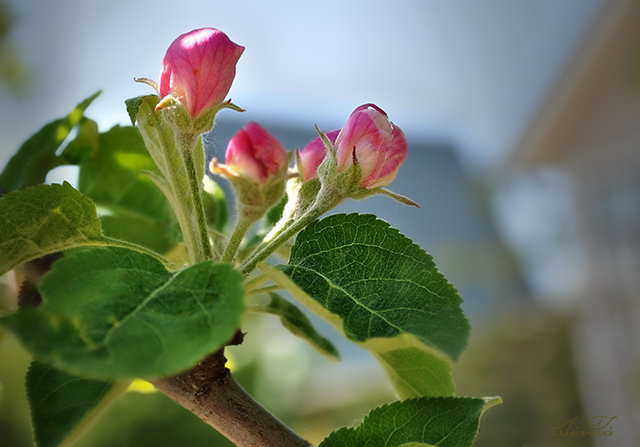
[{"x1": 1, "y1": 0, "x2": 603, "y2": 171}]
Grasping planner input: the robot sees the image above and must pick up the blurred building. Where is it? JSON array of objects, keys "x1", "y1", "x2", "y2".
[{"x1": 507, "y1": 0, "x2": 640, "y2": 445}]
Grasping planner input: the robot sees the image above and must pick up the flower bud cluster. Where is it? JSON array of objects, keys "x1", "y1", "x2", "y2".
[{"x1": 135, "y1": 27, "x2": 413, "y2": 264}]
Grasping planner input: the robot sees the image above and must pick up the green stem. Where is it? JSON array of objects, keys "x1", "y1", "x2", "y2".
[
  {"x1": 181, "y1": 141, "x2": 213, "y2": 262},
  {"x1": 240, "y1": 181, "x2": 346, "y2": 274},
  {"x1": 239, "y1": 207, "x2": 321, "y2": 274},
  {"x1": 244, "y1": 273, "x2": 270, "y2": 292},
  {"x1": 221, "y1": 215, "x2": 255, "y2": 263},
  {"x1": 246, "y1": 285, "x2": 281, "y2": 296}
]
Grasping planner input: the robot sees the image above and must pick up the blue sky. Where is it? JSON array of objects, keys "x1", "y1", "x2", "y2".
[{"x1": 1, "y1": 0, "x2": 601, "y2": 169}]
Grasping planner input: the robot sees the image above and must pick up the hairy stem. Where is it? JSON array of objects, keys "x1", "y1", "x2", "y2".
[
  {"x1": 180, "y1": 137, "x2": 213, "y2": 262},
  {"x1": 153, "y1": 349, "x2": 312, "y2": 447},
  {"x1": 240, "y1": 210, "x2": 319, "y2": 274},
  {"x1": 221, "y1": 215, "x2": 255, "y2": 263},
  {"x1": 240, "y1": 184, "x2": 344, "y2": 274}
]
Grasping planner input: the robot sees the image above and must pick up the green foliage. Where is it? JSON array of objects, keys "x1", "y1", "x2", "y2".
[
  {"x1": 78, "y1": 125, "x2": 172, "y2": 221},
  {"x1": 0, "y1": 86, "x2": 495, "y2": 446},
  {"x1": 1, "y1": 247, "x2": 244, "y2": 378},
  {"x1": 77, "y1": 125, "x2": 178, "y2": 252},
  {"x1": 281, "y1": 213, "x2": 469, "y2": 360},
  {"x1": 0, "y1": 182, "x2": 104, "y2": 275},
  {"x1": 203, "y1": 176, "x2": 229, "y2": 233},
  {"x1": 26, "y1": 361, "x2": 120, "y2": 447},
  {"x1": 374, "y1": 347, "x2": 454, "y2": 398},
  {"x1": 0, "y1": 91, "x2": 100, "y2": 192},
  {"x1": 266, "y1": 214, "x2": 469, "y2": 399},
  {"x1": 257, "y1": 293, "x2": 339, "y2": 359},
  {"x1": 265, "y1": 195, "x2": 287, "y2": 228},
  {"x1": 319, "y1": 397, "x2": 500, "y2": 447}
]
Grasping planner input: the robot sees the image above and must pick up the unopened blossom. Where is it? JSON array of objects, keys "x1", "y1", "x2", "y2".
[
  {"x1": 334, "y1": 104, "x2": 407, "y2": 189},
  {"x1": 224, "y1": 122, "x2": 289, "y2": 185},
  {"x1": 299, "y1": 130, "x2": 340, "y2": 181},
  {"x1": 158, "y1": 28, "x2": 244, "y2": 119}
]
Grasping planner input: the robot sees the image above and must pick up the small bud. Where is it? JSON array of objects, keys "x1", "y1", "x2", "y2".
[
  {"x1": 298, "y1": 130, "x2": 340, "y2": 181},
  {"x1": 158, "y1": 28, "x2": 244, "y2": 120},
  {"x1": 334, "y1": 104, "x2": 407, "y2": 189},
  {"x1": 211, "y1": 122, "x2": 289, "y2": 214},
  {"x1": 224, "y1": 122, "x2": 289, "y2": 185}
]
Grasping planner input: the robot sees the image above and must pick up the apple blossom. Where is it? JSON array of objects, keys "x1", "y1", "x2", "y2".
[
  {"x1": 334, "y1": 103, "x2": 407, "y2": 189},
  {"x1": 223, "y1": 122, "x2": 289, "y2": 186},
  {"x1": 158, "y1": 28, "x2": 244, "y2": 119}
]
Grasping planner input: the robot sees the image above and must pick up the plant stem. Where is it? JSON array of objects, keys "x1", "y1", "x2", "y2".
[
  {"x1": 180, "y1": 139, "x2": 213, "y2": 262},
  {"x1": 240, "y1": 210, "x2": 319, "y2": 274},
  {"x1": 153, "y1": 349, "x2": 312, "y2": 447},
  {"x1": 221, "y1": 215, "x2": 254, "y2": 263}
]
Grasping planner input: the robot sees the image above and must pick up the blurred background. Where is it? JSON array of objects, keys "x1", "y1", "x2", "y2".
[{"x1": 1, "y1": 0, "x2": 640, "y2": 446}]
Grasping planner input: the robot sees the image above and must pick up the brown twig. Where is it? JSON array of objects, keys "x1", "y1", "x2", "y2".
[{"x1": 153, "y1": 333, "x2": 312, "y2": 447}]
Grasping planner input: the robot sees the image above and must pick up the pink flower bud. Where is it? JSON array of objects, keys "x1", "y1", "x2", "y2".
[
  {"x1": 299, "y1": 130, "x2": 340, "y2": 181},
  {"x1": 225, "y1": 122, "x2": 289, "y2": 185},
  {"x1": 159, "y1": 28, "x2": 244, "y2": 119},
  {"x1": 335, "y1": 104, "x2": 407, "y2": 189}
]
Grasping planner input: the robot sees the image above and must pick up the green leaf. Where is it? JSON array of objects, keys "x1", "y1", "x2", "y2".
[
  {"x1": 0, "y1": 182, "x2": 104, "y2": 275},
  {"x1": 125, "y1": 95, "x2": 149, "y2": 126},
  {"x1": 77, "y1": 125, "x2": 179, "y2": 252},
  {"x1": 319, "y1": 396, "x2": 501, "y2": 447},
  {"x1": 27, "y1": 361, "x2": 125, "y2": 447},
  {"x1": 265, "y1": 195, "x2": 287, "y2": 229},
  {"x1": 0, "y1": 91, "x2": 100, "y2": 192},
  {"x1": 257, "y1": 293, "x2": 339, "y2": 359},
  {"x1": 373, "y1": 346, "x2": 454, "y2": 398},
  {"x1": 59, "y1": 118, "x2": 100, "y2": 164},
  {"x1": 280, "y1": 213, "x2": 469, "y2": 360},
  {"x1": 1, "y1": 247, "x2": 245, "y2": 378},
  {"x1": 203, "y1": 176, "x2": 228, "y2": 232},
  {"x1": 100, "y1": 213, "x2": 176, "y2": 255},
  {"x1": 78, "y1": 125, "x2": 173, "y2": 222},
  {"x1": 259, "y1": 264, "x2": 456, "y2": 399}
]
